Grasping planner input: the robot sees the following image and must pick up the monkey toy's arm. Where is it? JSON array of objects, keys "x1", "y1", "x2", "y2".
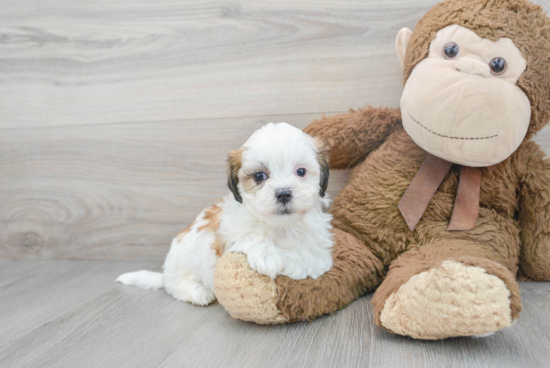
[
  {"x1": 304, "y1": 106, "x2": 402, "y2": 169},
  {"x1": 518, "y1": 141, "x2": 550, "y2": 281}
]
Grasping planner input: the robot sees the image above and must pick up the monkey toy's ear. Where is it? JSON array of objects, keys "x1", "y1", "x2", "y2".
[
  {"x1": 395, "y1": 27, "x2": 413, "y2": 70},
  {"x1": 227, "y1": 148, "x2": 244, "y2": 203}
]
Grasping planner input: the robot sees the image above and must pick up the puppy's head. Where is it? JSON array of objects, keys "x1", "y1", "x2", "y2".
[{"x1": 227, "y1": 123, "x2": 329, "y2": 223}]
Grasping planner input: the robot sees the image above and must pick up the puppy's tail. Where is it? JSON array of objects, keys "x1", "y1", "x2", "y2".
[{"x1": 116, "y1": 270, "x2": 164, "y2": 290}]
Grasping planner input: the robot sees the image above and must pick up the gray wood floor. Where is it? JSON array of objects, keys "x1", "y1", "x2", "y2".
[{"x1": 0, "y1": 260, "x2": 549, "y2": 368}]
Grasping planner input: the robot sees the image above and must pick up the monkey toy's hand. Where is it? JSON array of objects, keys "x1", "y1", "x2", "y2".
[{"x1": 304, "y1": 106, "x2": 402, "y2": 170}]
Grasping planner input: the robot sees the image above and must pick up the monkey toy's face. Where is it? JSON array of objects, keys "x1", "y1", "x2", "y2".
[{"x1": 398, "y1": 25, "x2": 531, "y2": 167}]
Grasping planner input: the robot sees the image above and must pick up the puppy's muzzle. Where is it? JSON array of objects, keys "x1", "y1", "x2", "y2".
[{"x1": 276, "y1": 189, "x2": 292, "y2": 205}]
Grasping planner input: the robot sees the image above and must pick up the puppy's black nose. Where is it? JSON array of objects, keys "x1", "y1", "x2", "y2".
[{"x1": 276, "y1": 189, "x2": 292, "y2": 204}]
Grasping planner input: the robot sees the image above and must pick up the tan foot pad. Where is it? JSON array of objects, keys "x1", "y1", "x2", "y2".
[
  {"x1": 380, "y1": 260, "x2": 512, "y2": 340},
  {"x1": 213, "y1": 253, "x2": 288, "y2": 324}
]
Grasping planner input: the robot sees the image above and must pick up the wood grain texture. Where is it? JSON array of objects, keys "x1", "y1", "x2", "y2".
[
  {"x1": 0, "y1": 260, "x2": 160, "y2": 347},
  {"x1": 0, "y1": 0, "x2": 427, "y2": 129},
  {"x1": 1, "y1": 260, "x2": 550, "y2": 368},
  {"x1": 0, "y1": 113, "x2": 351, "y2": 259},
  {"x1": 1, "y1": 0, "x2": 550, "y2": 259}
]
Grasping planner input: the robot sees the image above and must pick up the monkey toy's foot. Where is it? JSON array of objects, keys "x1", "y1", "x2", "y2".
[{"x1": 373, "y1": 258, "x2": 522, "y2": 340}]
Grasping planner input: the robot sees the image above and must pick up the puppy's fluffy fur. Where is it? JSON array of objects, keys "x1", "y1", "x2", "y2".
[{"x1": 117, "y1": 123, "x2": 333, "y2": 305}]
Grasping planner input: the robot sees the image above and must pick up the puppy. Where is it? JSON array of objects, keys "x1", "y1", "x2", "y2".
[{"x1": 116, "y1": 122, "x2": 333, "y2": 305}]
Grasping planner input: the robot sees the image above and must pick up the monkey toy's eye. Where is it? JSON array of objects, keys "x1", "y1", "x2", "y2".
[
  {"x1": 489, "y1": 57, "x2": 507, "y2": 75},
  {"x1": 443, "y1": 42, "x2": 459, "y2": 59},
  {"x1": 253, "y1": 172, "x2": 267, "y2": 183},
  {"x1": 296, "y1": 168, "x2": 306, "y2": 177}
]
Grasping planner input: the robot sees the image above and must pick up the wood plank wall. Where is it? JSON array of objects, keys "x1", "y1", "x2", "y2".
[{"x1": 2, "y1": 0, "x2": 550, "y2": 259}]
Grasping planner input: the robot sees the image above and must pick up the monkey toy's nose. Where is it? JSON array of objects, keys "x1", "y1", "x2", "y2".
[
  {"x1": 276, "y1": 189, "x2": 292, "y2": 204},
  {"x1": 455, "y1": 57, "x2": 491, "y2": 77}
]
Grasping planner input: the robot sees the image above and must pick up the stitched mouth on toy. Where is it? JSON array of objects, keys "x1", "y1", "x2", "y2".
[{"x1": 407, "y1": 111, "x2": 498, "y2": 141}]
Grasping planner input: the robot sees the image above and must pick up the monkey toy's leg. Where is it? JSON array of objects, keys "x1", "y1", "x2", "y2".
[
  {"x1": 213, "y1": 228, "x2": 384, "y2": 324},
  {"x1": 372, "y1": 239, "x2": 522, "y2": 340}
]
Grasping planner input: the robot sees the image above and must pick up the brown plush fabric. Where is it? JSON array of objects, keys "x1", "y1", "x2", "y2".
[
  {"x1": 517, "y1": 141, "x2": 550, "y2": 280},
  {"x1": 275, "y1": 228, "x2": 384, "y2": 322},
  {"x1": 403, "y1": 0, "x2": 550, "y2": 140},
  {"x1": 304, "y1": 106, "x2": 402, "y2": 169}
]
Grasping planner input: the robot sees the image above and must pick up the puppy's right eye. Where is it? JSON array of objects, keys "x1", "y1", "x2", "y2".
[{"x1": 253, "y1": 172, "x2": 267, "y2": 183}]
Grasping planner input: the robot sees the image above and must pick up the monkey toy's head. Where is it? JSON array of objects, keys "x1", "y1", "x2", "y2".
[{"x1": 397, "y1": 0, "x2": 550, "y2": 167}]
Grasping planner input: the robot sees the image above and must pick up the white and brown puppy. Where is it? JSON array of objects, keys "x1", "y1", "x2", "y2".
[{"x1": 117, "y1": 122, "x2": 333, "y2": 305}]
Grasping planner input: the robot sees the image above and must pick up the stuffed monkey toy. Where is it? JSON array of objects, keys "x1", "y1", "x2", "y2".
[{"x1": 213, "y1": 0, "x2": 550, "y2": 340}]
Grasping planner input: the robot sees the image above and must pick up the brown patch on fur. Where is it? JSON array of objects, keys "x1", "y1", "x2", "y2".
[
  {"x1": 313, "y1": 137, "x2": 329, "y2": 158},
  {"x1": 198, "y1": 205, "x2": 222, "y2": 232},
  {"x1": 175, "y1": 222, "x2": 194, "y2": 241},
  {"x1": 228, "y1": 147, "x2": 246, "y2": 203},
  {"x1": 198, "y1": 205, "x2": 225, "y2": 257},
  {"x1": 313, "y1": 138, "x2": 330, "y2": 197},
  {"x1": 211, "y1": 237, "x2": 224, "y2": 257},
  {"x1": 241, "y1": 174, "x2": 262, "y2": 194},
  {"x1": 403, "y1": 0, "x2": 550, "y2": 140},
  {"x1": 228, "y1": 147, "x2": 245, "y2": 170}
]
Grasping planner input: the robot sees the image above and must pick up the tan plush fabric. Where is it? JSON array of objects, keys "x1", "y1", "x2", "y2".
[
  {"x1": 380, "y1": 261, "x2": 512, "y2": 340},
  {"x1": 370, "y1": 238, "x2": 523, "y2": 338},
  {"x1": 214, "y1": 0, "x2": 550, "y2": 339},
  {"x1": 401, "y1": 25, "x2": 531, "y2": 167},
  {"x1": 213, "y1": 253, "x2": 287, "y2": 324},
  {"x1": 403, "y1": 0, "x2": 550, "y2": 141}
]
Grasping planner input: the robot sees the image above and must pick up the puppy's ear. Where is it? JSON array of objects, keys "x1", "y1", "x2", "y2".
[
  {"x1": 227, "y1": 147, "x2": 245, "y2": 203},
  {"x1": 314, "y1": 138, "x2": 329, "y2": 197}
]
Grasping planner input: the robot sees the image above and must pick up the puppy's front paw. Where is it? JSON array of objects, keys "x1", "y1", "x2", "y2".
[
  {"x1": 281, "y1": 265, "x2": 308, "y2": 280},
  {"x1": 279, "y1": 256, "x2": 308, "y2": 280},
  {"x1": 308, "y1": 253, "x2": 333, "y2": 279},
  {"x1": 281, "y1": 252, "x2": 333, "y2": 280},
  {"x1": 247, "y1": 246, "x2": 284, "y2": 279}
]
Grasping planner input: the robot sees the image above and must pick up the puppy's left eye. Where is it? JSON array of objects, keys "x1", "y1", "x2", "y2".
[
  {"x1": 253, "y1": 172, "x2": 267, "y2": 183},
  {"x1": 296, "y1": 168, "x2": 306, "y2": 177}
]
